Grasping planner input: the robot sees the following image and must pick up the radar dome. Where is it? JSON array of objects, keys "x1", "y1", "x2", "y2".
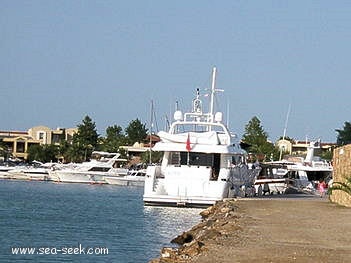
[{"x1": 174, "y1": 110, "x2": 183, "y2": 121}]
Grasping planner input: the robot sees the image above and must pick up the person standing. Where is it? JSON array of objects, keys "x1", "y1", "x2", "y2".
[{"x1": 317, "y1": 179, "x2": 327, "y2": 197}]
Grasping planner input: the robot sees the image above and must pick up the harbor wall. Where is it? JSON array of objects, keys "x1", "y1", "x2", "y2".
[{"x1": 330, "y1": 144, "x2": 351, "y2": 207}]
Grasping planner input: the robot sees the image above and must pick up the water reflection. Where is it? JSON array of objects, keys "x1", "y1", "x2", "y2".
[
  {"x1": 143, "y1": 206, "x2": 202, "y2": 247},
  {"x1": 0, "y1": 180, "x2": 204, "y2": 263}
]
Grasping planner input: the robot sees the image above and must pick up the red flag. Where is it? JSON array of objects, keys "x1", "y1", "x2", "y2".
[{"x1": 186, "y1": 133, "x2": 191, "y2": 151}]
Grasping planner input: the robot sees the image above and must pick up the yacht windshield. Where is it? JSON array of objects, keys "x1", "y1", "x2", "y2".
[
  {"x1": 169, "y1": 152, "x2": 220, "y2": 167},
  {"x1": 173, "y1": 123, "x2": 225, "y2": 134}
]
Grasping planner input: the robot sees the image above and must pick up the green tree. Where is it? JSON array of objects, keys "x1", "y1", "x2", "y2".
[
  {"x1": 320, "y1": 150, "x2": 333, "y2": 162},
  {"x1": 58, "y1": 140, "x2": 75, "y2": 163},
  {"x1": 140, "y1": 150, "x2": 163, "y2": 164},
  {"x1": 27, "y1": 144, "x2": 44, "y2": 162},
  {"x1": 0, "y1": 142, "x2": 11, "y2": 161},
  {"x1": 336, "y1": 122, "x2": 351, "y2": 146},
  {"x1": 27, "y1": 144, "x2": 59, "y2": 163},
  {"x1": 101, "y1": 125, "x2": 125, "y2": 153},
  {"x1": 242, "y1": 116, "x2": 277, "y2": 161},
  {"x1": 125, "y1": 119, "x2": 148, "y2": 145},
  {"x1": 72, "y1": 115, "x2": 99, "y2": 161},
  {"x1": 65, "y1": 143, "x2": 85, "y2": 163}
]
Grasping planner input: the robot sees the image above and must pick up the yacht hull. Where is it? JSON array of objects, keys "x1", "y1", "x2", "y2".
[
  {"x1": 105, "y1": 176, "x2": 144, "y2": 187},
  {"x1": 55, "y1": 171, "x2": 106, "y2": 184},
  {"x1": 143, "y1": 195, "x2": 219, "y2": 208},
  {"x1": 254, "y1": 178, "x2": 288, "y2": 195}
]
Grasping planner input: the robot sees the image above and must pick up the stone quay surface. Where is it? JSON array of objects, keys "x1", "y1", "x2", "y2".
[{"x1": 150, "y1": 195, "x2": 351, "y2": 263}]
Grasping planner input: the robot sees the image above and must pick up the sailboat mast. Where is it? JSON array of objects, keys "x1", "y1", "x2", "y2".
[
  {"x1": 282, "y1": 103, "x2": 291, "y2": 140},
  {"x1": 149, "y1": 100, "x2": 154, "y2": 164},
  {"x1": 209, "y1": 67, "x2": 217, "y2": 119},
  {"x1": 279, "y1": 103, "x2": 291, "y2": 160}
]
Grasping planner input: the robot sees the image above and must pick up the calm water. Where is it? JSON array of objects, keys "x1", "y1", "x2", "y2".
[{"x1": 0, "y1": 180, "x2": 201, "y2": 263}]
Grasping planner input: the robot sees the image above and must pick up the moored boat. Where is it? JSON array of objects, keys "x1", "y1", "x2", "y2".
[
  {"x1": 52, "y1": 152, "x2": 128, "y2": 184},
  {"x1": 6, "y1": 161, "x2": 55, "y2": 181},
  {"x1": 0, "y1": 162, "x2": 17, "y2": 179},
  {"x1": 254, "y1": 163, "x2": 291, "y2": 195},
  {"x1": 255, "y1": 141, "x2": 333, "y2": 195},
  {"x1": 143, "y1": 68, "x2": 260, "y2": 207},
  {"x1": 105, "y1": 169, "x2": 146, "y2": 187}
]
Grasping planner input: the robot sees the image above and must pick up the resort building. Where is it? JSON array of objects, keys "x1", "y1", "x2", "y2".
[
  {"x1": 0, "y1": 132, "x2": 39, "y2": 161},
  {"x1": 119, "y1": 134, "x2": 160, "y2": 164},
  {"x1": 276, "y1": 139, "x2": 336, "y2": 157},
  {"x1": 0, "y1": 126, "x2": 77, "y2": 161},
  {"x1": 28, "y1": 126, "x2": 77, "y2": 145}
]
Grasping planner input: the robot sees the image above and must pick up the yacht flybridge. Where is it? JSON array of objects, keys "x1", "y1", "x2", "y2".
[{"x1": 143, "y1": 68, "x2": 259, "y2": 207}]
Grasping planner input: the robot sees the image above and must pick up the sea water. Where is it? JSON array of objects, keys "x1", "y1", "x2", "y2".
[{"x1": 0, "y1": 180, "x2": 201, "y2": 263}]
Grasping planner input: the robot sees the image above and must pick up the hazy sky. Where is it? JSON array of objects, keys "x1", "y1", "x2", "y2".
[{"x1": 1, "y1": 1, "x2": 350, "y2": 143}]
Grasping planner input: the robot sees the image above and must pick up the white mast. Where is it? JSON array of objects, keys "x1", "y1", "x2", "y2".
[
  {"x1": 282, "y1": 103, "x2": 291, "y2": 140},
  {"x1": 149, "y1": 100, "x2": 154, "y2": 164},
  {"x1": 279, "y1": 103, "x2": 291, "y2": 160},
  {"x1": 226, "y1": 100, "x2": 230, "y2": 127},
  {"x1": 209, "y1": 67, "x2": 224, "y2": 122},
  {"x1": 209, "y1": 67, "x2": 217, "y2": 119}
]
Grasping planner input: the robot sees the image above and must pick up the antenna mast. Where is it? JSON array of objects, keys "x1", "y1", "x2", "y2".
[
  {"x1": 209, "y1": 67, "x2": 217, "y2": 118},
  {"x1": 282, "y1": 103, "x2": 291, "y2": 140},
  {"x1": 209, "y1": 67, "x2": 224, "y2": 120},
  {"x1": 279, "y1": 103, "x2": 291, "y2": 160},
  {"x1": 149, "y1": 100, "x2": 154, "y2": 164}
]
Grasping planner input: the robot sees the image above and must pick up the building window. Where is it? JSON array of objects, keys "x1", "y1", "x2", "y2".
[
  {"x1": 37, "y1": 131, "x2": 45, "y2": 141},
  {"x1": 52, "y1": 134, "x2": 61, "y2": 144},
  {"x1": 16, "y1": 142, "x2": 25, "y2": 153}
]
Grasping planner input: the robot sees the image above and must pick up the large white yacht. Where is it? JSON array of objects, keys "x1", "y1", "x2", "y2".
[{"x1": 143, "y1": 68, "x2": 259, "y2": 207}]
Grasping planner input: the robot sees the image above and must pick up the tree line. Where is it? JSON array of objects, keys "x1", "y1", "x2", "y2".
[{"x1": 20, "y1": 115, "x2": 351, "y2": 164}]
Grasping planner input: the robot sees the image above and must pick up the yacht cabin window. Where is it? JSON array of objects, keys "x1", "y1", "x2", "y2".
[
  {"x1": 88, "y1": 167, "x2": 111, "y2": 172},
  {"x1": 169, "y1": 152, "x2": 220, "y2": 168},
  {"x1": 168, "y1": 152, "x2": 221, "y2": 180}
]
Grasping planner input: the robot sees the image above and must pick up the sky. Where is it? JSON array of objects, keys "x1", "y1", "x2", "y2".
[{"x1": 1, "y1": 1, "x2": 351, "y2": 143}]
